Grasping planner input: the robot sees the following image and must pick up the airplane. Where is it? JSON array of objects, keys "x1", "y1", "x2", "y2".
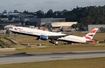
[
  {"x1": 9, "y1": 26, "x2": 67, "y2": 43},
  {"x1": 58, "y1": 28, "x2": 98, "y2": 44},
  {"x1": 8, "y1": 26, "x2": 98, "y2": 44}
]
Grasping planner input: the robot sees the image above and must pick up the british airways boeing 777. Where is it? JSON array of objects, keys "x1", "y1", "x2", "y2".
[{"x1": 9, "y1": 26, "x2": 98, "y2": 44}]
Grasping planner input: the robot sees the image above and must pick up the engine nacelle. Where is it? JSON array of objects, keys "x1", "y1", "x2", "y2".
[{"x1": 40, "y1": 35, "x2": 48, "y2": 40}]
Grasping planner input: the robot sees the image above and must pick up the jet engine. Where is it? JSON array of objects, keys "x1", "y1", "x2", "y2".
[{"x1": 40, "y1": 35, "x2": 48, "y2": 40}]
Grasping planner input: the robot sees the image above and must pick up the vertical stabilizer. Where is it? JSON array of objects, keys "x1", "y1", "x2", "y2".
[{"x1": 84, "y1": 28, "x2": 98, "y2": 40}]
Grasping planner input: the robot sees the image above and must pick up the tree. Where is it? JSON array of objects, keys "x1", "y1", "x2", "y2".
[
  {"x1": 3, "y1": 10, "x2": 7, "y2": 13},
  {"x1": 14, "y1": 10, "x2": 19, "y2": 13},
  {"x1": 99, "y1": 27, "x2": 105, "y2": 32},
  {"x1": 45, "y1": 9, "x2": 54, "y2": 18},
  {"x1": 36, "y1": 10, "x2": 45, "y2": 18},
  {"x1": 53, "y1": 11, "x2": 63, "y2": 18},
  {"x1": 71, "y1": 24, "x2": 78, "y2": 29},
  {"x1": 23, "y1": 10, "x2": 29, "y2": 14},
  {"x1": 78, "y1": 23, "x2": 85, "y2": 31}
]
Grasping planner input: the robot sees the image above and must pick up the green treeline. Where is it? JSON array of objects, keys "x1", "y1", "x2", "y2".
[
  {"x1": 34, "y1": 6, "x2": 105, "y2": 30},
  {"x1": 2, "y1": 5, "x2": 105, "y2": 30},
  {"x1": 21, "y1": 6, "x2": 105, "y2": 25},
  {"x1": 63, "y1": 6, "x2": 105, "y2": 24}
]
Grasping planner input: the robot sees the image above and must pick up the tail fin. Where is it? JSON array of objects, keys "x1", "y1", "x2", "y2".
[{"x1": 83, "y1": 28, "x2": 98, "y2": 40}]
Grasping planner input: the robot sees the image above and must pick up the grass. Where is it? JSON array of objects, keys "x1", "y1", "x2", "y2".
[
  {"x1": 2, "y1": 32, "x2": 105, "y2": 46},
  {"x1": 0, "y1": 32, "x2": 105, "y2": 67},
  {"x1": 0, "y1": 57, "x2": 105, "y2": 68},
  {"x1": 0, "y1": 44, "x2": 105, "y2": 54},
  {"x1": 0, "y1": 32, "x2": 105, "y2": 54}
]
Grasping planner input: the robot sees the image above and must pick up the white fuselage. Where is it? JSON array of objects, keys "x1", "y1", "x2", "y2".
[
  {"x1": 59, "y1": 35, "x2": 87, "y2": 43},
  {"x1": 9, "y1": 26, "x2": 98, "y2": 44},
  {"x1": 9, "y1": 27, "x2": 66, "y2": 36}
]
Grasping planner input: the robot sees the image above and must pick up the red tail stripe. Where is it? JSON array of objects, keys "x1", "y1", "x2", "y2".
[
  {"x1": 89, "y1": 30, "x2": 97, "y2": 33},
  {"x1": 85, "y1": 36, "x2": 92, "y2": 40}
]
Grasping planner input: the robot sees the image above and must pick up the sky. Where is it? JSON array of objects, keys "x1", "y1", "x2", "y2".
[{"x1": 0, "y1": 0, "x2": 105, "y2": 13}]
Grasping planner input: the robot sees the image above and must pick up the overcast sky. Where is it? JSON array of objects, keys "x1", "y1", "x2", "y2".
[{"x1": 0, "y1": 0, "x2": 105, "y2": 12}]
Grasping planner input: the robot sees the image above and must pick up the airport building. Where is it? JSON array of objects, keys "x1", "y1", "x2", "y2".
[
  {"x1": 88, "y1": 25, "x2": 105, "y2": 32},
  {"x1": 0, "y1": 12, "x2": 78, "y2": 31},
  {"x1": 30, "y1": 18, "x2": 66, "y2": 27},
  {"x1": 28, "y1": 18, "x2": 77, "y2": 31},
  {"x1": 51, "y1": 22, "x2": 77, "y2": 32},
  {"x1": 0, "y1": 13, "x2": 66, "y2": 28},
  {"x1": 0, "y1": 12, "x2": 37, "y2": 29}
]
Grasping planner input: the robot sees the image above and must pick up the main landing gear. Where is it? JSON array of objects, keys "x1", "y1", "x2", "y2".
[{"x1": 50, "y1": 39, "x2": 58, "y2": 45}]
